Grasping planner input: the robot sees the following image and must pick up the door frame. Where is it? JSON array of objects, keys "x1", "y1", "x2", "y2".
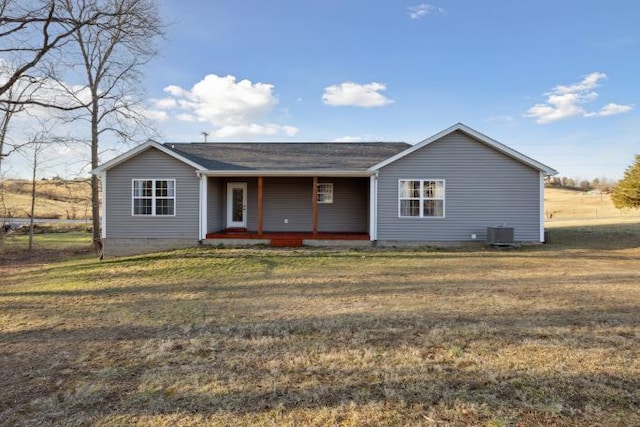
[{"x1": 226, "y1": 182, "x2": 247, "y2": 228}]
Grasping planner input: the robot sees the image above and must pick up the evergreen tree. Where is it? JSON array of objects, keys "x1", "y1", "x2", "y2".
[{"x1": 611, "y1": 155, "x2": 640, "y2": 209}]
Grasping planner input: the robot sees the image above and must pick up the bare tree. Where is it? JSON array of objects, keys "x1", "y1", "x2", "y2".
[
  {"x1": 0, "y1": 72, "x2": 46, "y2": 171},
  {"x1": 58, "y1": 0, "x2": 163, "y2": 250},
  {"x1": 27, "y1": 134, "x2": 45, "y2": 250},
  {"x1": 15, "y1": 119, "x2": 64, "y2": 251},
  {"x1": 0, "y1": 0, "x2": 112, "y2": 99},
  {"x1": 0, "y1": 74, "x2": 42, "y2": 235}
]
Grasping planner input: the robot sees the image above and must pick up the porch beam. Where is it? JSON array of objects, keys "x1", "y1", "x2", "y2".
[
  {"x1": 258, "y1": 176, "x2": 263, "y2": 236},
  {"x1": 312, "y1": 176, "x2": 318, "y2": 236}
]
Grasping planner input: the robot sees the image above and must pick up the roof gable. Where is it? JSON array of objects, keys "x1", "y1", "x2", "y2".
[
  {"x1": 370, "y1": 123, "x2": 558, "y2": 175},
  {"x1": 92, "y1": 140, "x2": 206, "y2": 174}
]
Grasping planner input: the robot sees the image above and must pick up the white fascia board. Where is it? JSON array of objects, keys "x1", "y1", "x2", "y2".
[
  {"x1": 92, "y1": 140, "x2": 206, "y2": 174},
  {"x1": 369, "y1": 123, "x2": 559, "y2": 176},
  {"x1": 200, "y1": 170, "x2": 373, "y2": 177}
]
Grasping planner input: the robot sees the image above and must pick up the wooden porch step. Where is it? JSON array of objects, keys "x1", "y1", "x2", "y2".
[
  {"x1": 224, "y1": 227, "x2": 248, "y2": 233},
  {"x1": 270, "y1": 238, "x2": 303, "y2": 247}
]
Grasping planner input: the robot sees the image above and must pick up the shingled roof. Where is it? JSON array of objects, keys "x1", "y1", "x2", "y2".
[{"x1": 163, "y1": 142, "x2": 411, "y2": 171}]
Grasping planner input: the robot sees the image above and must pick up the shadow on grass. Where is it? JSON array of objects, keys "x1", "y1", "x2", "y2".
[
  {"x1": 1, "y1": 307, "x2": 638, "y2": 425},
  {"x1": 544, "y1": 221, "x2": 640, "y2": 250}
]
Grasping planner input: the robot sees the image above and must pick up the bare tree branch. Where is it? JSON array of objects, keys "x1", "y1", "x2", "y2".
[{"x1": 57, "y1": 0, "x2": 164, "y2": 250}]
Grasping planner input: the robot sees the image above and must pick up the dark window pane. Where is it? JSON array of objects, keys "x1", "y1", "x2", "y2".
[
  {"x1": 423, "y1": 200, "x2": 444, "y2": 217},
  {"x1": 156, "y1": 198, "x2": 174, "y2": 215},
  {"x1": 400, "y1": 200, "x2": 420, "y2": 216},
  {"x1": 134, "y1": 198, "x2": 152, "y2": 215},
  {"x1": 156, "y1": 180, "x2": 168, "y2": 197}
]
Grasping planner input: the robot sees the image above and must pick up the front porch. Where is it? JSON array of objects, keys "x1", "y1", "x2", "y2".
[
  {"x1": 204, "y1": 230, "x2": 371, "y2": 247},
  {"x1": 200, "y1": 175, "x2": 376, "y2": 244}
]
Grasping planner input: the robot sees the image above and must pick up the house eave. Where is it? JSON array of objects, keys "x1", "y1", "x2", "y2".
[{"x1": 199, "y1": 170, "x2": 373, "y2": 177}]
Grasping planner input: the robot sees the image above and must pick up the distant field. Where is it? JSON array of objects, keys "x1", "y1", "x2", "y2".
[
  {"x1": 1, "y1": 179, "x2": 93, "y2": 220},
  {"x1": 545, "y1": 187, "x2": 639, "y2": 221}
]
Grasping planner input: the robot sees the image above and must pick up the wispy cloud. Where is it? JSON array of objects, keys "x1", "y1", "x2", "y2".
[
  {"x1": 584, "y1": 103, "x2": 633, "y2": 117},
  {"x1": 525, "y1": 72, "x2": 633, "y2": 124},
  {"x1": 155, "y1": 74, "x2": 298, "y2": 138},
  {"x1": 408, "y1": 4, "x2": 446, "y2": 20},
  {"x1": 322, "y1": 82, "x2": 393, "y2": 108}
]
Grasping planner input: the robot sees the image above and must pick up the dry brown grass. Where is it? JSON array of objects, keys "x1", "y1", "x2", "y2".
[
  {"x1": 1, "y1": 179, "x2": 92, "y2": 219},
  {"x1": 545, "y1": 187, "x2": 639, "y2": 221},
  {"x1": 1, "y1": 222, "x2": 639, "y2": 426}
]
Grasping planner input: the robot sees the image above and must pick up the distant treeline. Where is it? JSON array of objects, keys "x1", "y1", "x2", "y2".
[{"x1": 545, "y1": 176, "x2": 616, "y2": 193}]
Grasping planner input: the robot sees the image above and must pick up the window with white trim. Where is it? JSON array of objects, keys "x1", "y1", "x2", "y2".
[
  {"x1": 317, "y1": 182, "x2": 334, "y2": 204},
  {"x1": 399, "y1": 179, "x2": 444, "y2": 218},
  {"x1": 132, "y1": 179, "x2": 175, "y2": 216}
]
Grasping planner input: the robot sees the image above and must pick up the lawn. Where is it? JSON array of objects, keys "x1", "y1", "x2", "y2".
[{"x1": 1, "y1": 223, "x2": 639, "y2": 425}]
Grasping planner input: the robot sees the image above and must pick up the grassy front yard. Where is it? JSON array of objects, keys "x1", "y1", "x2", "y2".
[{"x1": 1, "y1": 223, "x2": 639, "y2": 426}]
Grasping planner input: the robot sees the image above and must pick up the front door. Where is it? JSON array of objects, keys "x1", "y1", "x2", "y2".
[{"x1": 226, "y1": 182, "x2": 247, "y2": 228}]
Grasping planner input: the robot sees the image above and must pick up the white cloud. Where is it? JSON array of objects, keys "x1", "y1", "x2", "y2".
[
  {"x1": 408, "y1": 4, "x2": 446, "y2": 20},
  {"x1": 214, "y1": 123, "x2": 298, "y2": 138},
  {"x1": 176, "y1": 113, "x2": 196, "y2": 122},
  {"x1": 333, "y1": 136, "x2": 365, "y2": 142},
  {"x1": 525, "y1": 72, "x2": 633, "y2": 124},
  {"x1": 154, "y1": 97, "x2": 177, "y2": 109},
  {"x1": 585, "y1": 102, "x2": 634, "y2": 117},
  {"x1": 133, "y1": 106, "x2": 168, "y2": 122},
  {"x1": 322, "y1": 82, "x2": 393, "y2": 107},
  {"x1": 157, "y1": 74, "x2": 298, "y2": 137}
]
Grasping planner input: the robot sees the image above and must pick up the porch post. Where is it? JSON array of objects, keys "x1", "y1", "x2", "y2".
[
  {"x1": 369, "y1": 174, "x2": 377, "y2": 241},
  {"x1": 312, "y1": 176, "x2": 318, "y2": 236},
  {"x1": 258, "y1": 176, "x2": 263, "y2": 236},
  {"x1": 199, "y1": 173, "x2": 208, "y2": 240}
]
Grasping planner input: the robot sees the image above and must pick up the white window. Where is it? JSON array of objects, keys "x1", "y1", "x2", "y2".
[
  {"x1": 132, "y1": 179, "x2": 175, "y2": 216},
  {"x1": 317, "y1": 182, "x2": 334, "y2": 204},
  {"x1": 399, "y1": 179, "x2": 444, "y2": 218}
]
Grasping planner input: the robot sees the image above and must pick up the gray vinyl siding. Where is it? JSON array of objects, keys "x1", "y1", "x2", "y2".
[
  {"x1": 105, "y1": 147, "x2": 199, "y2": 239},
  {"x1": 377, "y1": 131, "x2": 541, "y2": 242},
  {"x1": 262, "y1": 177, "x2": 312, "y2": 231},
  {"x1": 207, "y1": 177, "x2": 223, "y2": 232},
  {"x1": 261, "y1": 177, "x2": 368, "y2": 232},
  {"x1": 318, "y1": 178, "x2": 369, "y2": 232}
]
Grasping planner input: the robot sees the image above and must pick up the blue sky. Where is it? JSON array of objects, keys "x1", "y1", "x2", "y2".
[{"x1": 4, "y1": 0, "x2": 640, "y2": 180}]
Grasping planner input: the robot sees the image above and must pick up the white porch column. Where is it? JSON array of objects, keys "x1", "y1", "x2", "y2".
[
  {"x1": 100, "y1": 172, "x2": 107, "y2": 239},
  {"x1": 369, "y1": 174, "x2": 378, "y2": 241},
  {"x1": 539, "y1": 171, "x2": 545, "y2": 243},
  {"x1": 199, "y1": 174, "x2": 208, "y2": 240}
]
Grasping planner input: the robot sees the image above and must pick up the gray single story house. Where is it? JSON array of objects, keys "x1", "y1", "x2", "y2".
[{"x1": 93, "y1": 123, "x2": 557, "y2": 256}]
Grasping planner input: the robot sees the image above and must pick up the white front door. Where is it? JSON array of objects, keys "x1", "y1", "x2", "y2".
[{"x1": 226, "y1": 182, "x2": 247, "y2": 228}]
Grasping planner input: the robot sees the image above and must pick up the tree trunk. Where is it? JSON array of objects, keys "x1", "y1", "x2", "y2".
[
  {"x1": 91, "y1": 96, "x2": 101, "y2": 253},
  {"x1": 29, "y1": 148, "x2": 37, "y2": 251}
]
